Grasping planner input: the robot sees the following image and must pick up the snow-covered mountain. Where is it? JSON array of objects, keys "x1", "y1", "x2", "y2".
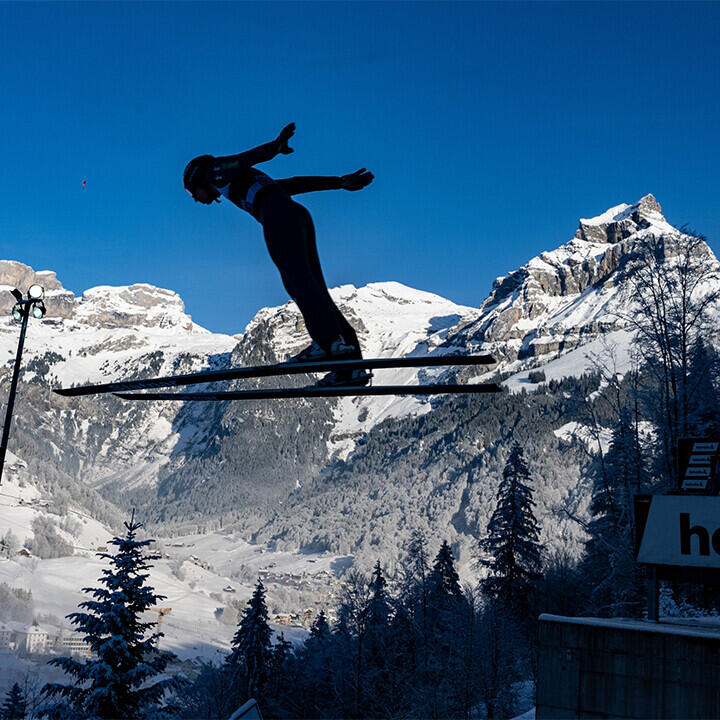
[
  {"x1": 0, "y1": 264, "x2": 238, "y2": 495},
  {"x1": 449, "y1": 193, "x2": 678, "y2": 369},
  {"x1": 0, "y1": 193, "x2": 713, "y2": 557},
  {"x1": 1, "y1": 193, "x2": 715, "y2": 675},
  {"x1": 0, "y1": 266, "x2": 482, "y2": 489},
  {"x1": 0, "y1": 455, "x2": 314, "y2": 697}
]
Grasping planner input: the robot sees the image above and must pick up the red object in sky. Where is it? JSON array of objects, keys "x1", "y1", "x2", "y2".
[{"x1": 82, "y1": 180, "x2": 86, "y2": 187}]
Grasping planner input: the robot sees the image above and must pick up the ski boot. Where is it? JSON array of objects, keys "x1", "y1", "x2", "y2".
[
  {"x1": 289, "y1": 336, "x2": 358, "y2": 363},
  {"x1": 313, "y1": 368, "x2": 373, "y2": 388}
]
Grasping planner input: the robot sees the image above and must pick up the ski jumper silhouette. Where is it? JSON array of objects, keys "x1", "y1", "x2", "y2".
[{"x1": 183, "y1": 123, "x2": 373, "y2": 387}]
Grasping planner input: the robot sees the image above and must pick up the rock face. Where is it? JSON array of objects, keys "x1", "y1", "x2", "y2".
[
  {"x1": 0, "y1": 263, "x2": 193, "y2": 328},
  {"x1": 448, "y1": 193, "x2": 697, "y2": 364},
  {"x1": 0, "y1": 261, "x2": 75, "y2": 318},
  {"x1": 574, "y1": 194, "x2": 664, "y2": 244},
  {"x1": 75, "y1": 285, "x2": 193, "y2": 330}
]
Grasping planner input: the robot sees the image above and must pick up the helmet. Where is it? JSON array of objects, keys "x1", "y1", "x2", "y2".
[{"x1": 183, "y1": 155, "x2": 219, "y2": 201}]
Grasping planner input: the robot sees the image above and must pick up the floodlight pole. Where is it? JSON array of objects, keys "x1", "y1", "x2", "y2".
[{"x1": 0, "y1": 299, "x2": 31, "y2": 486}]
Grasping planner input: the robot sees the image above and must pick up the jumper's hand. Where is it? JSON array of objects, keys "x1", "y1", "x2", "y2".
[
  {"x1": 340, "y1": 168, "x2": 374, "y2": 191},
  {"x1": 276, "y1": 123, "x2": 295, "y2": 155}
]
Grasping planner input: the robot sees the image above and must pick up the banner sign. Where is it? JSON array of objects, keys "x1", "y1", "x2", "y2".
[
  {"x1": 635, "y1": 495, "x2": 720, "y2": 568},
  {"x1": 678, "y1": 439, "x2": 720, "y2": 493}
]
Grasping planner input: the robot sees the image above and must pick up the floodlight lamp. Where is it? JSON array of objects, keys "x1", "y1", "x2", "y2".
[
  {"x1": 28, "y1": 284, "x2": 45, "y2": 300},
  {"x1": 32, "y1": 304, "x2": 45, "y2": 319},
  {"x1": 11, "y1": 306, "x2": 22, "y2": 322}
]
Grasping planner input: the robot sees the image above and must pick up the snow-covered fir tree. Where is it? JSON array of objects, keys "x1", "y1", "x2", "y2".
[
  {"x1": 429, "y1": 541, "x2": 464, "y2": 605},
  {"x1": 264, "y1": 631, "x2": 294, "y2": 716},
  {"x1": 39, "y1": 514, "x2": 181, "y2": 720},
  {"x1": 686, "y1": 338, "x2": 720, "y2": 439},
  {"x1": 271, "y1": 631, "x2": 292, "y2": 670},
  {"x1": 290, "y1": 608, "x2": 334, "y2": 718},
  {"x1": 363, "y1": 562, "x2": 395, "y2": 716},
  {"x1": 226, "y1": 580, "x2": 274, "y2": 701},
  {"x1": 1, "y1": 683, "x2": 26, "y2": 720},
  {"x1": 581, "y1": 411, "x2": 646, "y2": 617},
  {"x1": 366, "y1": 561, "x2": 392, "y2": 629},
  {"x1": 478, "y1": 442, "x2": 543, "y2": 622},
  {"x1": 426, "y1": 540, "x2": 471, "y2": 718},
  {"x1": 309, "y1": 609, "x2": 330, "y2": 643},
  {"x1": 397, "y1": 530, "x2": 431, "y2": 710}
]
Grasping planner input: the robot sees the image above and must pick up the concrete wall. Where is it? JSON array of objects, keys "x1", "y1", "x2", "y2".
[{"x1": 537, "y1": 614, "x2": 720, "y2": 719}]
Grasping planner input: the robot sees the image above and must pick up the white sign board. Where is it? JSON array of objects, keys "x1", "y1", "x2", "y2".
[{"x1": 637, "y1": 496, "x2": 720, "y2": 568}]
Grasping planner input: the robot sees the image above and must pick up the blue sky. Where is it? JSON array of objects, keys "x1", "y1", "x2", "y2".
[{"x1": 2, "y1": 2, "x2": 719, "y2": 335}]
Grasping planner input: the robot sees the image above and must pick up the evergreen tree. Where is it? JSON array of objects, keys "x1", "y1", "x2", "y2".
[
  {"x1": 294, "y1": 610, "x2": 335, "y2": 719},
  {"x1": 429, "y1": 541, "x2": 464, "y2": 604},
  {"x1": 686, "y1": 338, "x2": 720, "y2": 438},
  {"x1": 1, "y1": 683, "x2": 26, "y2": 720},
  {"x1": 479, "y1": 443, "x2": 543, "y2": 623},
  {"x1": 309, "y1": 609, "x2": 330, "y2": 643},
  {"x1": 477, "y1": 603, "x2": 521, "y2": 720},
  {"x1": 40, "y1": 515, "x2": 181, "y2": 720},
  {"x1": 226, "y1": 580, "x2": 273, "y2": 701},
  {"x1": 398, "y1": 530, "x2": 430, "y2": 714},
  {"x1": 333, "y1": 569, "x2": 371, "y2": 719},
  {"x1": 387, "y1": 595, "x2": 418, "y2": 717},
  {"x1": 264, "y1": 632, "x2": 294, "y2": 716},
  {"x1": 581, "y1": 412, "x2": 646, "y2": 617},
  {"x1": 173, "y1": 661, "x2": 235, "y2": 720},
  {"x1": 427, "y1": 541, "x2": 470, "y2": 718},
  {"x1": 366, "y1": 561, "x2": 392, "y2": 630},
  {"x1": 363, "y1": 562, "x2": 395, "y2": 717},
  {"x1": 271, "y1": 632, "x2": 292, "y2": 669}
]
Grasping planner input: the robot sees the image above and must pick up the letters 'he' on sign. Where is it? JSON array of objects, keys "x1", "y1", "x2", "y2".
[{"x1": 635, "y1": 495, "x2": 720, "y2": 569}]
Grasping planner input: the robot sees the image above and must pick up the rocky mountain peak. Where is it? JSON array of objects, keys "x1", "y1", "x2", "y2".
[
  {"x1": 574, "y1": 193, "x2": 666, "y2": 244},
  {"x1": 75, "y1": 284, "x2": 193, "y2": 330},
  {"x1": 0, "y1": 260, "x2": 76, "y2": 318},
  {"x1": 0, "y1": 260, "x2": 195, "y2": 330},
  {"x1": 452, "y1": 195, "x2": 698, "y2": 365},
  {"x1": 0, "y1": 260, "x2": 64, "y2": 292}
]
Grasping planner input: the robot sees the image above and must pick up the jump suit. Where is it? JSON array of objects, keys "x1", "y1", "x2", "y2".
[{"x1": 211, "y1": 167, "x2": 362, "y2": 359}]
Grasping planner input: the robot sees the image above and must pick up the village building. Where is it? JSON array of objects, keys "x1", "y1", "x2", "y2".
[
  {"x1": 18, "y1": 622, "x2": 52, "y2": 654},
  {"x1": 0, "y1": 621, "x2": 23, "y2": 651},
  {"x1": 58, "y1": 631, "x2": 93, "y2": 658}
]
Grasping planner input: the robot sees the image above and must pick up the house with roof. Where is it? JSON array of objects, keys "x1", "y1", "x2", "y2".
[{"x1": 20, "y1": 621, "x2": 52, "y2": 654}]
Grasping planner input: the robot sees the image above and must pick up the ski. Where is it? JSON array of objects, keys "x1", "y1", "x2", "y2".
[
  {"x1": 113, "y1": 382, "x2": 502, "y2": 401},
  {"x1": 54, "y1": 354, "x2": 496, "y2": 397}
]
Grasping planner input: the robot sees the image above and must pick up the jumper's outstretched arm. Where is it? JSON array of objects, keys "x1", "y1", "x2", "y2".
[
  {"x1": 277, "y1": 177, "x2": 343, "y2": 195},
  {"x1": 278, "y1": 169, "x2": 374, "y2": 195},
  {"x1": 210, "y1": 123, "x2": 295, "y2": 185}
]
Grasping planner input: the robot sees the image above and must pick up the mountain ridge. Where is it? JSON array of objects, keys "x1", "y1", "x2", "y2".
[{"x1": 0, "y1": 194, "x2": 714, "y2": 559}]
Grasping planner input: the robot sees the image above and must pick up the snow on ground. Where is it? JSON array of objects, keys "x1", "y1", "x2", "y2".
[
  {"x1": 0, "y1": 459, "x2": 342, "y2": 685},
  {"x1": 165, "y1": 529, "x2": 346, "y2": 579},
  {"x1": 0, "y1": 544, "x2": 314, "y2": 663},
  {"x1": 0, "y1": 321, "x2": 237, "y2": 389},
  {"x1": 553, "y1": 421, "x2": 612, "y2": 456},
  {"x1": 0, "y1": 453, "x2": 109, "y2": 551},
  {"x1": 0, "y1": 275, "x2": 238, "y2": 392},
  {"x1": 323, "y1": 282, "x2": 482, "y2": 460},
  {"x1": 502, "y1": 328, "x2": 635, "y2": 393}
]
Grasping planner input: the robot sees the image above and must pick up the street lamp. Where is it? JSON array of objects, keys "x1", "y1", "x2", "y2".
[{"x1": 0, "y1": 285, "x2": 46, "y2": 485}]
